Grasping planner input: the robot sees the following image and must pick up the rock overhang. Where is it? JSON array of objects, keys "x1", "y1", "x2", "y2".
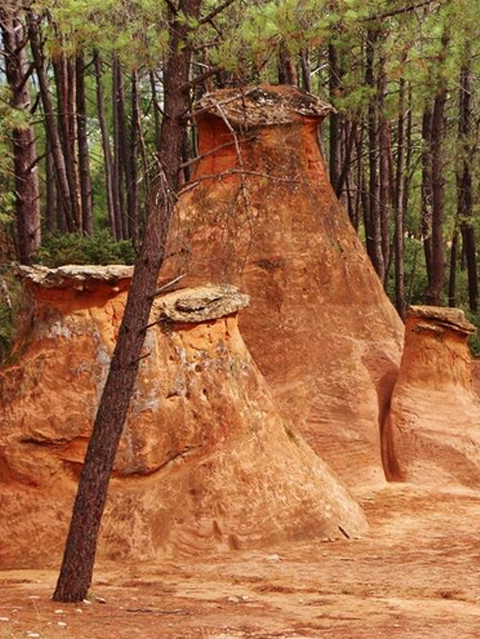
[
  {"x1": 408, "y1": 305, "x2": 476, "y2": 336},
  {"x1": 194, "y1": 85, "x2": 334, "y2": 130},
  {"x1": 157, "y1": 285, "x2": 250, "y2": 324},
  {"x1": 16, "y1": 264, "x2": 134, "y2": 290}
]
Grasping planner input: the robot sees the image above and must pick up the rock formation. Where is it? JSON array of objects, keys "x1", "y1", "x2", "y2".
[
  {"x1": 383, "y1": 306, "x2": 480, "y2": 488},
  {"x1": 162, "y1": 85, "x2": 404, "y2": 486},
  {"x1": 0, "y1": 267, "x2": 367, "y2": 568}
]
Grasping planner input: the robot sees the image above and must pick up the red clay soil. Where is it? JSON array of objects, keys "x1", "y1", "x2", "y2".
[{"x1": 2, "y1": 484, "x2": 480, "y2": 639}]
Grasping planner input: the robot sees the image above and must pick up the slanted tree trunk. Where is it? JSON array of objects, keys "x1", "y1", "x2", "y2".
[
  {"x1": 1, "y1": 9, "x2": 41, "y2": 263},
  {"x1": 27, "y1": 11, "x2": 75, "y2": 232},
  {"x1": 52, "y1": 0, "x2": 203, "y2": 604},
  {"x1": 76, "y1": 54, "x2": 93, "y2": 236}
]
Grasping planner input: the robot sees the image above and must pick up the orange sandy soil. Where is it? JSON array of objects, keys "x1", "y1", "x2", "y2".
[{"x1": 2, "y1": 484, "x2": 480, "y2": 639}]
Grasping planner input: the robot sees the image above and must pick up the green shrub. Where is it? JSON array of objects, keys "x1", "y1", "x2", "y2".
[
  {"x1": 463, "y1": 310, "x2": 480, "y2": 358},
  {"x1": 33, "y1": 231, "x2": 136, "y2": 268}
]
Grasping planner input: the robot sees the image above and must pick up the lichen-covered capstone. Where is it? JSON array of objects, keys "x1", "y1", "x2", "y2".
[{"x1": 157, "y1": 284, "x2": 250, "y2": 323}]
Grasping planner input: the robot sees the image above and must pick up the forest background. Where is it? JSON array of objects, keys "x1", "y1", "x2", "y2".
[{"x1": 1, "y1": 0, "x2": 479, "y2": 356}]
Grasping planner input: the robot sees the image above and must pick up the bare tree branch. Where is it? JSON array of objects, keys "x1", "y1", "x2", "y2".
[
  {"x1": 183, "y1": 65, "x2": 221, "y2": 89},
  {"x1": 199, "y1": 0, "x2": 238, "y2": 25},
  {"x1": 371, "y1": 0, "x2": 442, "y2": 21}
]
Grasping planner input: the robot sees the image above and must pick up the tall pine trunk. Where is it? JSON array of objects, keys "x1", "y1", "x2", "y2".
[
  {"x1": 76, "y1": 54, "x2": 93, "y2": 236},
  {"x1": 94, "y1": 54, "x2": 117, "y2": 238},
  {"x1": 425, "y1": 90, "x2": 446, "y2": 305},
  {"x1": 0, "y1": 9, "x2": 41, "y2": 263},
  {"x1": 53, "y1": 51, "x2": 81, "y2": 230},
  {"x1": 52, "y1": 0, "x2": 203, "y2": 603},
  {"x1": 45, "y1": 140, "x2": 57, "y2": 233},
  {"x1": 112, "y1": 55, "x2": 126, "y2": 240},
  {"x1": 421, "y1": 108, "x2": 433, "y2": 285},
  {"x1": 394, "y1": 77, "x2": 406, "y2": 319},
  {"x1": 27, "y1": 11, "x2": 75, "y2": 233},
  {"x1": 127, "y1": 71, "x2": 139, "y2": 243},
  {"x1": 378, "y1": 45, "x2": 391, "y2": 283},
  {"x1": 457, "y1": 58, "x2": 478, "y2": 312},
  {"x1": 328, "y1": 40, "x2": 342, "y2": 192},
  {"x1": 278, "y1": 41, "x2": 297, "y2": 85},
  {"x1": 365, "y1": 27, "x2": 385, "y2": 280}
]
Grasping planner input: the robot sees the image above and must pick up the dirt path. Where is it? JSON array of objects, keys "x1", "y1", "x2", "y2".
[{"x1": 2, "y1": 484, "x2": 480, "y2": 638}]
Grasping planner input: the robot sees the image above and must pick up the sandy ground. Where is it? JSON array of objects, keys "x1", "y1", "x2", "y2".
[{"x1": 1, "y1": 483, "x2": 480, "y2": 639}]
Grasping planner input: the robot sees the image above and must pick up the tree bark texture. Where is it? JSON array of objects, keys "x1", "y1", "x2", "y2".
[
  {"x1": 127, "y1": 71, "x2": 139, "y2": 243},
  {"x1": 27, "y1": 11, "x2": 75, "y2": 233},
  {"x1": 394, "y1": 77, "x2": 406, "y2": 319},
  {"x1": 76, "y1": 54, "x2": 93, "y2": 236},
  {"x1": 53, "y1": 51, "x2": 81, "y2": 230},
  {"x1": 424, "y1": 89, "x2": 446, "y2": 306},
  {"x1": 328, "y1": 40, "x2": 342, "y2": 192},
  {"x1": 45, "y1": 140, "x2": 57, "y2": 233},
  {"x1": 1, "y1": 9, "x2": 41, "y2": 263},
  {"x1": 112, "y1": 55, "x2": 126, "y2": 240},
  {"x1": 94, "y1": 54, "x2": 117, "y2": 238},
  {"x1": 378, "y1": 46, "x2": 391, "y2": 282},
  {"x1": 457, "y1": 59, "x2": 478, "y2": 312},
  {"x1": 278, "y1": 40, "x2": 298, "y2": 85},
  {"x1": 365, "y1": 28, "x2": 385, "y2": 281},
  {"x1": 421, "y1": 108, "x2": 433, "y2": 286}
]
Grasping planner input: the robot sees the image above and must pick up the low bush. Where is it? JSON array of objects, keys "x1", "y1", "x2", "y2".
[{"x1": 33, "y1": 231, "x2": 136, "y2": 268}]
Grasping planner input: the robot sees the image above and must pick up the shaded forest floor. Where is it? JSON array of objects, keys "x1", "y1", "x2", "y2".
[{"x1": 2, "y1": 484, "x2": 480, "y2": 639}]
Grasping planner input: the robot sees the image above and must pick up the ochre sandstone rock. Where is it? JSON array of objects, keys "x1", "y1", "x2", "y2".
[
  {"x1": 161, "y1": 85, "x2": 404, "y2": 486},
  {"x1": 0, "y1": 270, "x2": 366, "y2": 568},
  {"x1": 471, "y1": 358, "x2": 480, "y2": 399},
  {"x1": 383, "y1": 305, "x2": 480, "y2": 487}
]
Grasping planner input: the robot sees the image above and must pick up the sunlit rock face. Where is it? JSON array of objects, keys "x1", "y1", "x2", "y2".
[
  {"x1": 384, "y1": 306, "x2": 480, "y2": 488},
  {"x1": 0, "y1": 268, "x2": 366, "y2": 568},
  {"x1": 162, "y1": 85, "x2": 404, "y2": 487}
]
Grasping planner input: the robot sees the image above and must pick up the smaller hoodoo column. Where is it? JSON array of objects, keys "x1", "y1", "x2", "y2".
[{"x1": 383, "y1": 306, "x2": 480, "y2": 488}]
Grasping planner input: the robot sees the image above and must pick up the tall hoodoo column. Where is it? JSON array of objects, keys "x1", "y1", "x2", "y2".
[
  {"x1": 384, "y1": 306, "x2": 480, "y2": 488},
  {"x1": 163, "y1": 85, "x2": 404, "y2": 486}
]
